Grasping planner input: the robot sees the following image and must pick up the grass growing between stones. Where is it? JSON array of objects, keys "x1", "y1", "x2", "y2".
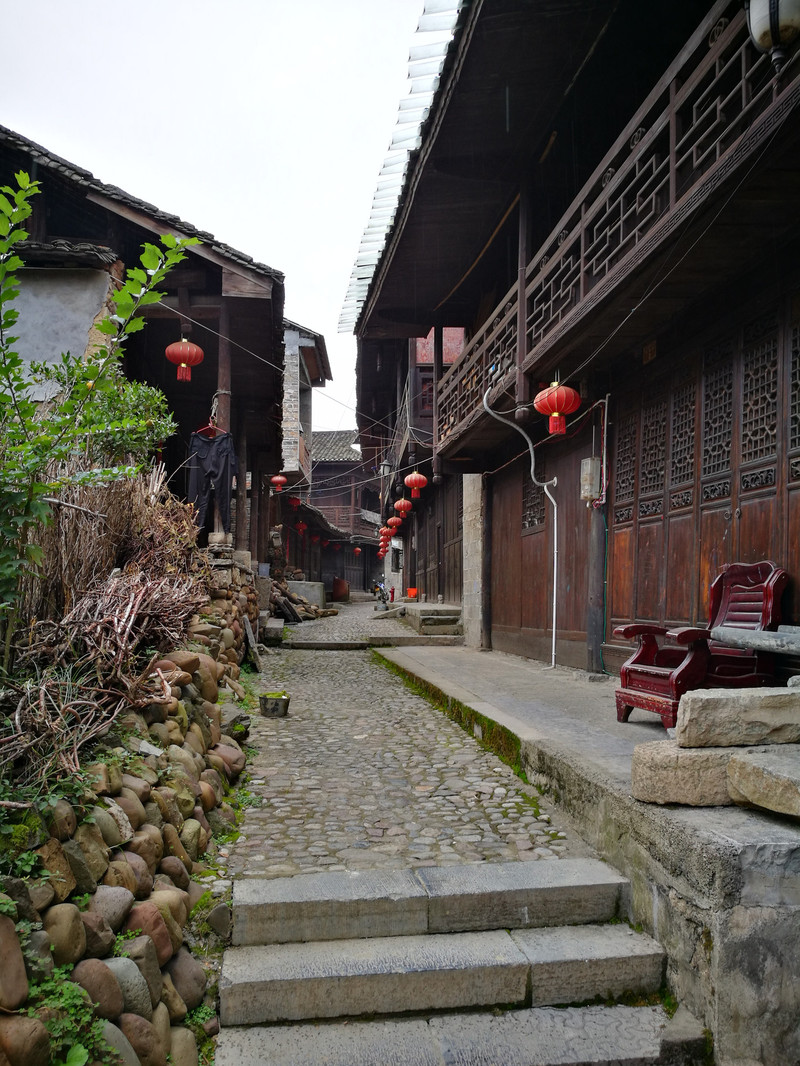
[{"x1": 373, "y1": 652, "x2": 527, "y2": 781}]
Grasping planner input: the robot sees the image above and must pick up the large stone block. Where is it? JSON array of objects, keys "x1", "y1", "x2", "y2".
[
  {"x1": 728, "y1": 745, "x2": 800, "y2": 817},
  {"x1": 631, "y1": 739, "x2": 735, "y2": 806},
  {"x1": 676, "y1": 688, "x2": 800, "y2": 748}
]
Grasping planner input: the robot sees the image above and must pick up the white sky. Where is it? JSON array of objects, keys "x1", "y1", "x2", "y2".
[{"x1": 2, "y1": 0, "x2": 430, "y2": 430}]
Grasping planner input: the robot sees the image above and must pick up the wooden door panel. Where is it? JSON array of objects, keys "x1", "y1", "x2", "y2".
[
  {"x1": 520, "y1": 528, "x2": 549, "y2": 629},
  {"x1": 666, "y1": 513, "x2": 695, "y2": 623},
  {"x1": 491, "y1": 467, "x2": 523, "y2": 629},
  {"x1": 738, "y1": 493, "x2": 777, "y2": 564},
  {"x1": 699, "y1": 506, "x2": 733, "y2": 620},
  {"x1": 635, "y1": 521, "x2": 664, "y2": 620},
  {"x1": 787, "y1": 488, "x2": 800, "y2": 620},
  {"x1": 609, "y1": 526, "x2": 634, "y2": 624}
]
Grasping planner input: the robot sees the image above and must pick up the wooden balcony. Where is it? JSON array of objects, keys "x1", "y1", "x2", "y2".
[{"x1": 437, "y1": 5, "x2": 800, "y2": 458}]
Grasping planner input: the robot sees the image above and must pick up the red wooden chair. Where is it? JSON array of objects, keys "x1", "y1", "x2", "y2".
[{"x1": 614, "y1": 560, "x2": 788, "y2": 729}]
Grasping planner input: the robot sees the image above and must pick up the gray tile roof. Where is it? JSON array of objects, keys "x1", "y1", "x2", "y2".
[
  {"x1": 312, "y1": 431, "x2": 361, "y2": 463},
  {"x1": 0, "y1": 124, "x2": 284, "y2": 283}
]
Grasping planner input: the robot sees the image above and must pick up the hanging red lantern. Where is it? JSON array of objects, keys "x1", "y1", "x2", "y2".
[
  {"x1": 311, "y1": 533, "x2": 320, "y2": 543},
  {"x1": 287, "y1": 495, "x2": 301, "y2": 510},
  {"x1": 354, "y1": 546, "x2": 362, "y2": 556},
  {"x1": 533, "y1": 381, "x2": 581, "y2": 435},
  {"x1": 387, "y1": 516, "x2": 403, "y2": 530},
  {"x1": 295, "y1": 520, "x2": 307, "y2": 536},
  {"x1": 377, "y1": 550, "x2": 386, "y2": 559},
  {"x1": 322, "y1": 539, "x2": 330, "y2": 547},
  {"x1": 165, "y1": 338, "x2": 204, "y2": 382},
  {"x1": 394, "y1": 497, "x2": 413, "y2": 517},
  {"x1": 271, "y1": 474, "x2": 287, "y2": 492},
  {"x1": 333, "y1": 543, "x2": 341, "y2": 552},
  {"x1": 404, "y1": 471, "x2": 428, "y2": 499}
]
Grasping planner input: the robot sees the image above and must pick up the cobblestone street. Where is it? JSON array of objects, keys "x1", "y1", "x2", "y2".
[{"x1": 221, "y1": 602, "x2": 592, "y2": 880}]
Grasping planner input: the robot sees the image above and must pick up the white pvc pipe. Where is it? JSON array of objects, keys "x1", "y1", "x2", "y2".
[{"x1": 483, "y1": 390, "x2": 559, "y2": 668}]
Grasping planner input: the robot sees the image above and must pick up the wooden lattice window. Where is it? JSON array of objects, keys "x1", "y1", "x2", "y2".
[
  {"x1": 741, "y1": 333, "x2": 778, "y2": 463},
  {"x1": 670, "y1": 380, "x2": 696, "y2": 486},
  {"x1": 522, "y1": 457, "x2": 546, "y2": 532},
  {"x1": 614, "y1": 413, "x2": 637, "y2": 504},
  {"x1": 640, "y1": 399, "x2": 667, "y2": 495},
  {"x1": 702, "y1": 343, "x2": 733, "y2": 478}
]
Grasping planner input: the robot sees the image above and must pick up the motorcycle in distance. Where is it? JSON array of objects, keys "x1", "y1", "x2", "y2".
[{"x1": 372, "y1": 581, "x2": 389, "y2": 605}]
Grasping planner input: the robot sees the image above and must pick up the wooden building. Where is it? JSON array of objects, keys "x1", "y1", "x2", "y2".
[
  {"x1": 0, "y1": 124, "x2": 316, "y2": 566},
  {"x1": 353, "y1": 0, "x2": 800, "y2": 673}
]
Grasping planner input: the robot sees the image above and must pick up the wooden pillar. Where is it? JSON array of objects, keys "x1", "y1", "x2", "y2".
[
  {"x1": 515, "y1": 183, "x2": 530, "y2": 420},
  {"x1": 433, "y1": 325, "x2": 443, "y2": 482},
  {"x1": 216, "y1": 300, "x2": 232, "y2": 432},
  {"x1": 249, "y1": 458, "x2": 260, "y2": 559},
  {"x1": 235, "y1": 422, "x2": 248, "y2": 551},
  {"x1": 480, "y1": 474, "x2": 493, "y2": 648},
  {"x1": 587, "y1": 502, "x2": 607, "y2": 673}
]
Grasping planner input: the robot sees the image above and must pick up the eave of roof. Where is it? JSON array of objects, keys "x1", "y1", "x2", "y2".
[{"x1": 0, "y1": 124, "x2": 284, "y2": 285}]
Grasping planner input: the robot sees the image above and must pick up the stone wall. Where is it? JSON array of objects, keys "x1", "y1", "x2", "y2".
[
  {"x1": 0, "y1": 562, "x2": 260, "y2": 1065},
  {"x1": 461, "y1": 474, "x2": 485, "y2": 647}
]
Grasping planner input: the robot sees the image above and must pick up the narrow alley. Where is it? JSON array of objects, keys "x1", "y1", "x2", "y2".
[{"x1": 222, "y1": 604, "x2": 588, "y2": 882}]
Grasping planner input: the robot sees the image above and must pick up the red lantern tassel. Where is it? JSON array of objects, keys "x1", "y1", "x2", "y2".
[
  {"x1": 549, "y1": 414, "x2": 566, "y2": 434},
  {"x1": 177, "y1": 364, "x2": 191, "y2": 382}
]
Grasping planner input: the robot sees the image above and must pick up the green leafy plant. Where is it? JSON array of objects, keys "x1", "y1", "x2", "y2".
[
  {"x1": 0, "y1": 171, "x2": 197, "y2": 671},
  {"x1": 25, "y1": 965, "x2": 122, "y2": 1065}
]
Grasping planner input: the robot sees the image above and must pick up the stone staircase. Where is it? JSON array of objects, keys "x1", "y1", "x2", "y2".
[
  {"x1": 215, "y1": 859, "x2": 706, "y2": 1065},
  {"x1": 405, "y1": 602, "x2": 463, "y2": 637}
]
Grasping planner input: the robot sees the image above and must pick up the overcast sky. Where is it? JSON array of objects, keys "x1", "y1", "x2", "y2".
[{"x1": 3, "y1": 0, "x2": 431, "y2": 430}]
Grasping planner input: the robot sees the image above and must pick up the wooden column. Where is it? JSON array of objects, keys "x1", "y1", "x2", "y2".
[
  {"x1": 587, "y1": 501, "x2": 607, "y2": 673},
  {"x1": 217, "y1": 300, "x2": 232, "y2": 432},
  {"x1": 235, "y1": 422, "x2": 248, "y2": 551},
  {"x1": 433, "y1": 325, "x2": 443, "y2": 482},
  {"x1": 480, "y1": 474, "x2": 493, "y2": 649},
  {"x1": 515, "y1": 183, "x2": 530, "y2": 420},
  {"x1": 249, "y1": 458, "x2": 260, "y2": 559}
]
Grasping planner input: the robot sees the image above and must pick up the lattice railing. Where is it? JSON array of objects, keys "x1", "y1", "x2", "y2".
[{"x1": 437, "y1": 2, "x2": 798, "y2": 448}]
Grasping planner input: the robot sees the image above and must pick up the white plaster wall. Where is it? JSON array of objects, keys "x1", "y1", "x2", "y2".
[{"x1": 16, "y1": 268, "x2": 111, "y2": 398}]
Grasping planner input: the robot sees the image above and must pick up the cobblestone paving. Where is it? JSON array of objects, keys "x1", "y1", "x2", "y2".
[{"x1": 221, "y1": 602, "x2": 590, "y2": 880}]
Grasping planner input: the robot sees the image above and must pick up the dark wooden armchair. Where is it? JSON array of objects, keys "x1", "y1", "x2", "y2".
[{"x1": 614, "y1": 560, "x2": 789, "y2": 729}]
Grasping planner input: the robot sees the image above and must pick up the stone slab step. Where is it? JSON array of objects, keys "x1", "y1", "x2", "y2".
[
  {"x1": 420, "y1": 624, "x2": 463, "y2": 635},
  {"x1": 219, "y1": 924, "x2": 664, "y2": 1026},
  {"x1": 215, "y1": 1002, "x2": 704, "y2": 1066},
  {"x1": 232, "y1": 858, "x2": 628, "y2": 946}
]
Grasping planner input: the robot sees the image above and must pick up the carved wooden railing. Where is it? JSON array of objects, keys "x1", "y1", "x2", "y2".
[{"x1": 437, "y1": 3, "x2": 799, "y2": 447}]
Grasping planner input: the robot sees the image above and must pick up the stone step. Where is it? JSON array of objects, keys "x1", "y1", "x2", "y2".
[
  {"x1": 420, "y1": 623, "x2": 462, "y2": 635},
  {"x1": 219, "y1": 924, "x2": 664, "y2": 1026},
  {"x1": 215, "y1": 1003, "x2": 706, "y2": 1066},
  {"x1": 232, "y1": 858, "x2": 629, "y2": 946}
]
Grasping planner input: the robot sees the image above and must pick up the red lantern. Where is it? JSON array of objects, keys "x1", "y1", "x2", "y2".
[
  {"x1": 354, "y1": 547, "x2": 362, "y2": 556},
  {"x1": 379, "y1": 526, "x2": 391, "y2": 538},
  {"x1": 404, "y1": 471, "x2": 428, "y2": 499},
  {"x1": 394, "y1": 497, "x2": 413, "y2": 516},
  {"x1": 377, "y1": 550, "x2": 386, "y2": 559},
  {"x1": 287, "y1": 496, "x2": 301, "y2": 510},
  {"x1": 533, "y1": 381, "x2": 581, "y2": 435},
  {"x1": 322, "y1": 539, "x2": 330, "y2": 547},
  {"x1": 387, "y1": 516, "x2": 403, "y2": 530},
  {"x1": 271, "y1": 474, "x2": 287, "y2": 492},
  {"x1": 165, "y1": 338, "x2": 204, "y2": 382},
  {"x1": 333, "y1": 543, "x2": 341, "y2": 552},
  {"x1": 295, "y1": 520, "x2": 307, "y2": 535},
  {"x1": 311, "y1": 534, "x2": 320, "y2": 543}
]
